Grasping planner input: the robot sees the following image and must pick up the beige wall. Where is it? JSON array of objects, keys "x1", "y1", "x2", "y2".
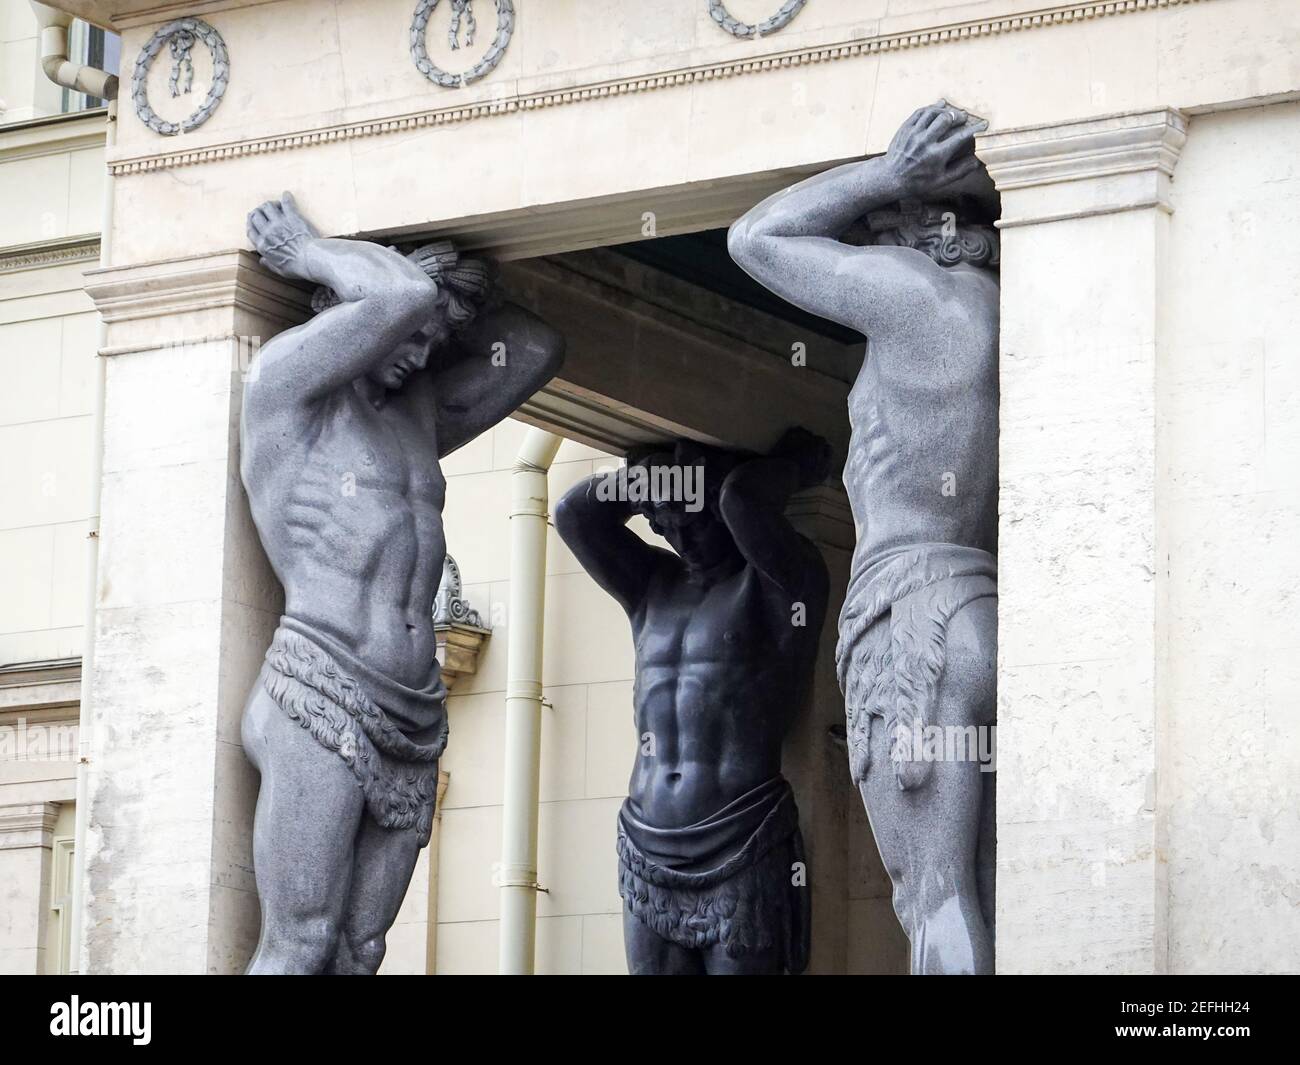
[
  {"x1": 0, "y1": 1, "x2": 62, "y2": 124},
  {"x1": 1159, "y1": 100, "x2": 1300, "y2": 973},
  {"x1": 0, "y1": 0, "x2": 106, "y2": 975},
  {"x1": 0, "y1": 107, "x2": 104, "y2": 666}
]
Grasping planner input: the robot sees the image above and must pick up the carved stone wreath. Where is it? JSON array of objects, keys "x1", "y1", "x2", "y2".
[
  {"x1": 707, "y1": 0, "x2": 808, "y2": 39},
  {"x1": 411, "y1": 0, "x2": 515, "y2": 89},
  {"x1": 131, "y1": 17, "x2": 229, "y2": 135}
]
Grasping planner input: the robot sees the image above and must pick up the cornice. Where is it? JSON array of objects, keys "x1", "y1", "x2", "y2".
[
  {"x1": 0, "y1": 802, "x2": 60, "y2": 850},
  {"x1": 0, "y1": 110, "x2": 107, "y2": 164},
  {"x1": 977, "y1": 107, "x2": 1189, "y2": 226},
  {"x1": 0, "y1": 236, "x2": 101, "y2": 275},
  {"x1": 106, "y1": 0, "x2": 1211, "y2": 177},
  {"x1": 84, "y1": 248, "x2": 311, "y2": 332},
  {"x1": 0, "y1": 658, "x2": 81, "y2": 715}
]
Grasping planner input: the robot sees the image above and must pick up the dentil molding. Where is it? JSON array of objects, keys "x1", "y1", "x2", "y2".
[{"x1": 107, "y1": 0, "x2": 1213, "y2": 177}]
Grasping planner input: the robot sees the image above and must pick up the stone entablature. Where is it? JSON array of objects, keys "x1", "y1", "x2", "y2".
[
  {"x1": 87, "y1": 0, "x2": 1289, "y2": 273},
  {"x1": 105, "y1": 0, "x2": 1222, "y2": 178}
]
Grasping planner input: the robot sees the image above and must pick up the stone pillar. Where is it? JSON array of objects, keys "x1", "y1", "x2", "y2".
[
  {"x1": 976, "y1": 110, "x2": 1187, "y2": 974},
  {"x1": 0, "y1": 802, "x2": 58, "y2": 973},
  {"x1": 81, "y1": 252, "x2": 306, "y2": 974}
]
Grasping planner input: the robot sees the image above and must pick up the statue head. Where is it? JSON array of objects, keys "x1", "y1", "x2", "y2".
[
  {"x1": 628, "y1": 440, "x2": 744, "y2": 577},
  {"x1": 311, "y1": 240, "x2": 493, "y2": 392},
  {"x1": 862, "y1": 198, "x2": 1000, "y2": 269}
]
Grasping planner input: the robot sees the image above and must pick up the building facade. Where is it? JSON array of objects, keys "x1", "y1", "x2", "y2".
[{"x1": 0, "y1": 0, "x2": 1297, "y2": 975}]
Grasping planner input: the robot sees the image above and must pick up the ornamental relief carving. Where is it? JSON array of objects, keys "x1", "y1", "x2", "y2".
[
  {"x1": 131, "y1": 17, "x2": 228, "y2": 135},
  {"x1": 130, "y1": 0, "x2": 812, "y2": 134}
]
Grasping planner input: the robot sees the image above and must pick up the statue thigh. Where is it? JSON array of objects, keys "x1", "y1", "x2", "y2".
[
  {"x1": 855, "y1": 596, "x2": 996, "y2": 973},
  {"x1": 242, "y1": 687, "x2": 366, "y2": 971}
]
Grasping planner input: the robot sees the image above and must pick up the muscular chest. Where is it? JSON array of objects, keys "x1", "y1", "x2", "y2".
[
  {"x1": 313, "y1": 388, "x2": 445, "y2": 509},
  {"x1": 635, "y1": 569, "x2": 772, "y2": 666}
]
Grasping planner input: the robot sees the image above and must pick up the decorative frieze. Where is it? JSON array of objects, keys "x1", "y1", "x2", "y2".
[
  {"x1": 108, "y1": 0, "x2": 1213, "y2": 176},
  {"x1": 0, "y1": 236, "x2": 99, "y2": 274}
]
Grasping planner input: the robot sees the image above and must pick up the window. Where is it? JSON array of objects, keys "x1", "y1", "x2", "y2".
[
  {"x1": 61, "y1": 23, "x2": 121, "y2": 114},
  {"x1": 44, "y1": 803, "x2": 76, "y2": 974}
]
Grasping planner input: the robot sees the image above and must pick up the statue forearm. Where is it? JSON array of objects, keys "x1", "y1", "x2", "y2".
[
  {"x1": 730, "y1": 155, "x2": 908, "y2": 250},
  {"x1": 298, "y1": 237, "x2": 434, "y2": 307}
]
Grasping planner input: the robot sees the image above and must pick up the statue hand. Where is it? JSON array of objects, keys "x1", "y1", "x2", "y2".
[
  {"x1": 884, "y1": 101, "x2": 987, "y2": 197},
  {"x1": 247, "y1": 192, "x2": 322, "y2": 281}
]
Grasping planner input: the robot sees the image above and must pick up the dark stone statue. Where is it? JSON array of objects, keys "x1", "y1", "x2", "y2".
[
  {"x1": 728, "y1": 102, "x2": 1000, "y2": 974},
  {"x1": 239, "y1": 193, "x2": 563, "y2": 974},
  {"x1": 555, "y1": 431, "x2": 830, "y2": 974}
]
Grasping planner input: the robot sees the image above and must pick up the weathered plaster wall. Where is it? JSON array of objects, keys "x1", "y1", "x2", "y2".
[{"x1": 1159, "y1": 100, "x2": 1300, "y2": 973}]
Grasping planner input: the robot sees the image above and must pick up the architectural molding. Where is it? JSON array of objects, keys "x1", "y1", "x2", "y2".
[
  {"x1": 84, "y1": 249, "x2": 311, "y2": 334},
  {"x1": 0, "y1": 109, "x2": 106, "y2": 164},
  {"x1": 978, "y1": 108, "x2": 1189, "y2": 227},
  {"x1": 105, "y1": 0, "x2": 1212, "y2": 176},
  {"x1": 0, "y1": 236, "x2": 101, "y2": 274},
  {"x1": 0, "y1": 802, "x2": 60, "y2": 851},
  {"x1": 436, "y1": 624, "x2": 491, "y2": 689},
  {"x1": 0, "y1": 659, "x2": 81, "y2": 715},
  {"x1": 500, "y1": 254, "x2": 850, "y2": 458}
]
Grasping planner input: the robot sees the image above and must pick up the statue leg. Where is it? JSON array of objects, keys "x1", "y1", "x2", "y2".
[
  {"x1": 242, "y1": 687, "x2": 364, "y2": 974},
  {"x1": 703, "y1": 942, "x2": 783, "y2": 975},
  {"x1": 328, "y1": 817, "x2": 425, "y2": 974},
  {"x1": 857, "y1": 596, "x2": 997, "y2": 975},
  {"x1": 622, "y1": 908, "x2": 705, "y2": 975}
]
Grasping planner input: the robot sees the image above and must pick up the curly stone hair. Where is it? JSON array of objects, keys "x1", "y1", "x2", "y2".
[
  {"x1": 310, "y1": 239, "x2": 493, "y2": 325},
  {"x1": 862, "y1": 199, "x2": 1000, "y2": 269}
]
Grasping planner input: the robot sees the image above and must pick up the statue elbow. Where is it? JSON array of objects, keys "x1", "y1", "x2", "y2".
[
  {"x1": 395, "y1": 275, "x2": 439, "y2": 322},
  {"x1": 726, "y1": 217, "x2": 754, "y2": 266}
]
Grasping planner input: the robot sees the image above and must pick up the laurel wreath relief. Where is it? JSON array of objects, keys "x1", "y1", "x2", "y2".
[
  {"x1": 130, "y1": 18, "x2": 229, "y2": 135},
  {"x1": 410, "y1": 0, "x2": 516, "y2": 89},
  {"x1": 131, "y1": 2, "x2": 812, "y2": 135}
]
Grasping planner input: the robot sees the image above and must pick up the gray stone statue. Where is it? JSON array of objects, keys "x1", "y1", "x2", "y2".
[
  {"x1": 728, "y1": 102, "x2": 1000, "y2": 974},
  {"x1": 239, "y1": 193, "x2": 564, "y2": 974},
  {"x1": 555, "y1": 430, "x2": 830, "y2": 974}
]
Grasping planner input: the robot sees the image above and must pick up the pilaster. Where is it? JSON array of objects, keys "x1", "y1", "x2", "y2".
[
  {"x1": 977, "y1": 109, "x2": 1186, "y2": 974},
  {"x1": 79, "y1": 250, "x2": 305, "y2": 973}
]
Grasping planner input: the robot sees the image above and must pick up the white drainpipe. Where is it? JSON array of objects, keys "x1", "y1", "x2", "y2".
[
  {"x1": 498, "y1": 428, "x2": 562, "y2": 974},
  {"x1": 30, "y1": 3, "x2": 119, "y2": 101},
  {"x1": 29, "y1": 0, "x2": 120, "y2": 972}
]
